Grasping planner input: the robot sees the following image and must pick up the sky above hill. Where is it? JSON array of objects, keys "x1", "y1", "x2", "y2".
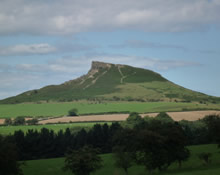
[{"x1": 0, "y1": 0, "x2": 220, "y2": 99}]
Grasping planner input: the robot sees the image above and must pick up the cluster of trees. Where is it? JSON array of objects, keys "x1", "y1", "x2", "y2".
[
  {"x1": 179, "y1": 115, "x2": 220, "y2": 145},
  {"x1": 1, "y1": 112, "x2": 220, "y2": 175},
  {"x1": 4, "y1": 116, "x2": 38, "y2": 126},
  {"x1": 62, "y1": 113, "x2": 220, "y2": 175},
  {"x1": 126, "y1": 112, "x2": 220, "y2": 146},
  {"x1": 113, "y1": 114, "x2": 190, "y2": 173},
  {"x1": 8, "y1": 122, "x2": 121, "y2": 160}
]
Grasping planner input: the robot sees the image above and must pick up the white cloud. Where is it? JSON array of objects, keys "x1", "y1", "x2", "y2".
[
  {"x1": 0, "y1": 71, "x2": 69, "y2": 99},
  {"x1": 0, "y1": 0, "x2": 219, "y2": 35},
  {"x1": 8, "y1": 54, "x2": 200, "y2": 74},
  {"x1": 110, "y1": 40, "x2": 219, "y2": 54},
  {"x1": 0, "y1": 43, "x2": 57, "y2": 56},
  {"x1": 110, "y1": 40, "x2": 188, "y2": 51}
]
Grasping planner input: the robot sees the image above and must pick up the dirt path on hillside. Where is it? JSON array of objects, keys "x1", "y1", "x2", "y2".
[{"x1": 38, "y1": 110, "x2": 220, "y2": 124}]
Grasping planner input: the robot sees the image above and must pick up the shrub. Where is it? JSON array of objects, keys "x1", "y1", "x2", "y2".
[
  {"x1": 68, "y1": 108, "x2": 78, "y2": 116},
  {"x1": 13, "y1": 116, "x2": 25, "y2": 126},
  {"x1": 26, "y1": 118, "x2": 38, "y2": 125},
  {"x1": 4, "y1": 118, "x2": 12, "y2": 126}
]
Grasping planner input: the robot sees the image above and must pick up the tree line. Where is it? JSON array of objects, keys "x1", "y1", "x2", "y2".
[{"x1": 7, "y1": 122, "x2": 122, "y2": 160}]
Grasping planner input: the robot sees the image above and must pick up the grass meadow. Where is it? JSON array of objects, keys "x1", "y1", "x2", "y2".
[
  {"x1": 0, "y1": 101, "x2": 219, "y2": 118},
  {"x1": 22, "y1": 144, "x2": 220, "y2": 175},
  {"x1": 0, "y1": 122, "x2": 112, "y2": 135}
]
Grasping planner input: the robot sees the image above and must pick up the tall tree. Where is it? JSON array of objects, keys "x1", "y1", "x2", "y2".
[
  {"x1": 0, "y1": 135, "x2": 23, "y2": 175},
  {"x1": 135, "y1": 130, "x2": 168, "y2": 173},
  {"x1": 203, "y1": 115, "x2": 220, "y2": 143},
  {"x1": 63, "y1": 146, "x2": 102, "y2": 175},
  {"x1": 113, "y1": 146, "x2": 133, "y2": 175}
]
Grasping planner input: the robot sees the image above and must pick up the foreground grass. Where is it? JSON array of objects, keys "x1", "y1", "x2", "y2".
[
  {"x1": 22, "y1": 144, "x2": 220, "y2": 175},
  {"x1": 0, "y1": 101, "x2": 219, "y2": 118},
  {"x1": 0, "y1": 122, "x2": 112, "y2": 135}
]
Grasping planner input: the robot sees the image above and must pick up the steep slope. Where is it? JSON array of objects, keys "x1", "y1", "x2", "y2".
[{"x1": 0, "y1": 61, "x2": 219, "y2": 104}]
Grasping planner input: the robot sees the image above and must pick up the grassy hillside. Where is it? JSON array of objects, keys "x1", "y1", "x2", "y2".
[
  {"x1": 0, "y1": 101, "x2": 219, "y2": 118},
  {"x1": 22, "y1": 144, "x2": 220, "y2": 175},
  {"x1": 1, "y1": 61, "x2": 219, "y2": 104}
]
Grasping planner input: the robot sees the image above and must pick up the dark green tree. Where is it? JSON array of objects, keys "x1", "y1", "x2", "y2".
[
  {"x1": 135, "y1": 130, "x2": 168, "y2": 173},
  {"x1": 155, "y1": 112, "x2": 174, "y2": 123},
  {"x1": 26, "y1": 118, "x2": 38, "y2": 125},
  {"x1": 160, "y1": 122, "x2": 190, "y2": 168},
  {"x1": 203, "y1": 115, "x2": 220, "y2": 143},
  {"x1": 13, "y1": 116, "x2": 25, "y2": 125},
  {"x1": 126, "y1": 112, "x2": 144, "y2": 128},
  {"x1": 68, "y1": 108, "x2": 78, "y2": 116},
  {"x1": 113, "y1": 146, "x2": 133, "y2": 175},
  {"x1": 139, "y1": 120, "x2": 190, "y2": 169},
  {"x1": 63, "y1": 146, "x2": 102, "y2": 175},
  {"x1": 0, "y1": 135, "x2": 23, "y2": 175}
]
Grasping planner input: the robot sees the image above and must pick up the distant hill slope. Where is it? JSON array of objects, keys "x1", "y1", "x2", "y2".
[{"x1": 1, "y1": 61, "x2": 219, "y2": 104}]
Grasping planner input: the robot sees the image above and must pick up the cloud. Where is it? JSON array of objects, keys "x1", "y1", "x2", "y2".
[
  {"x1": 0, "y1": 42, "x2": 98, "y2": 56},
  {"x1": 57, "y1": 43, "x2": 98, "y2": 53},
  {"x1": 110, "y1": 40, "x2": 220, "y2": 54},
  {"x1": 0, "y1": 43, "x2": 57, "y2": 56},
  {"x1": 2, "y1": 54, "x2": 200, "y2": 74},
  {"x1": 110, "y1": 40, "x2": 188, "y2": 51},
  {"x1": 0, "y1": 0, "x2": 219, "y2": 35},
  {"x1": 0, "y1": 71, "x2": 72, "y2": 99}
]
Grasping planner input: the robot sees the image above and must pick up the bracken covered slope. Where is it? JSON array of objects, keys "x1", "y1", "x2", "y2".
[{"x1": 0, "y1": 61, "x2": 219, "y2": 104}]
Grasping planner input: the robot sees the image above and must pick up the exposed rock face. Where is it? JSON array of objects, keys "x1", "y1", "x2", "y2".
[
  {"x1": 91, "y1": 61, "x2": 112, "y2": 70},
  {"x1": 88, "y1": 61, "x2": 112, "y2": 76}
]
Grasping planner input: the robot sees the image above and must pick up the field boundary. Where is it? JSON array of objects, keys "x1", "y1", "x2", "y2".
[{"x1": 38, "y1": 110, "x2": 220, "y2": 124}]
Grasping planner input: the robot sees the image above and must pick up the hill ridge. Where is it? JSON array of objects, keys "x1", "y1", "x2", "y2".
[{"x1": 0, "y1": 61, "x2": 219, "y2": 104}]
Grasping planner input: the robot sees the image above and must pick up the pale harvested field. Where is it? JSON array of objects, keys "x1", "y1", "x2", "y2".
[
  {"x1": 38, "y1": 110, "x2": 220, "y2": 124},
  {"x1": 39, "y1": 114, "x2": 129, "y2": 124},
  {"x1": 0, "y1": 119, "x2": 4, "y2": 124}
]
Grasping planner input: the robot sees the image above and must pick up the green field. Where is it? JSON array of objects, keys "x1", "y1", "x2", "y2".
[
  {"x1": 0, "y1": 122, "x2": 112, "y2": 135},
  {"x1": 22, "y1": 144, "x2": 220, "y2": 175},
  {"x1": 0, "y1": 101, "x2": 219, "y2": 118}
]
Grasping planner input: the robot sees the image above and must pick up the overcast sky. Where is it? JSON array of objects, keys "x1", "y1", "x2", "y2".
[{"x1": 0, "y1": 0, "x2": 220, "y2": 99}]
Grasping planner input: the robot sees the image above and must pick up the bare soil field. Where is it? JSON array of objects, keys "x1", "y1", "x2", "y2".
[{"x1": 38, "y1": 110, "x2": 220, "y2": 124}]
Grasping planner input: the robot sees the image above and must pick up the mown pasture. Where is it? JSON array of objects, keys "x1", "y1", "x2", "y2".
[
  {"x1": 0, "y1": 101, "x2": 219, "y2": 118},
  {"x1": 22, "y1": 144, "x2": 220, "y2": 175},
  {"x1": 0, "y1": 122, "x2": 112, "y2": 135}
]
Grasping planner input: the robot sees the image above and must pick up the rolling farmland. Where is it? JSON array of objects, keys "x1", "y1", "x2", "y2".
[{"x1": 0, "y1": 101, "x2": 219, "y2": 118}]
